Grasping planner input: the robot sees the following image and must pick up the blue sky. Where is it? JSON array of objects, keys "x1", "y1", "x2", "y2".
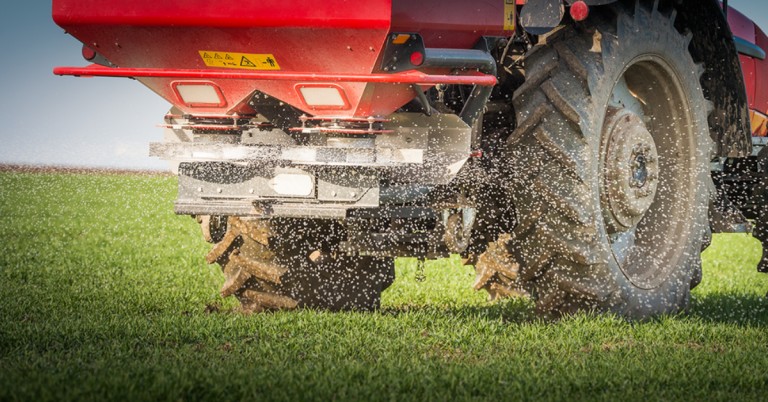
[
  {"x1": 0, "y1": 1, "x2": 766, "y2": 170},
  {"x1": 0, "y1": 2, "x2": 168, "y2": 169}
]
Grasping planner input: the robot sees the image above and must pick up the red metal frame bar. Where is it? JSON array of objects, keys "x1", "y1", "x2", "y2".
[{"x1": 53, "y1": 65, "x2": 498, "y2": 86}]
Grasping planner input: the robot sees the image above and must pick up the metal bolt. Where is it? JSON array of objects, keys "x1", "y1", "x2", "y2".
[
  {"x1": 351, "y1": 192, "x2": 357, "y2": 197},
  {"x1": 331, "y1": 191, "x2": 337, "y2": 197},
  {"x1": 197, "y1": 187, "x2": 203, "y2": 192},
  {"x1": 249, "y1": 189, "x2": 254, "y2": 194},
  {"x1": 217, "y1": 188, "x2": 223, "y2": 194}
]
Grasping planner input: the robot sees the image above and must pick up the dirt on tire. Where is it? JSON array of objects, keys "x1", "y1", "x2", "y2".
[
  {"x1": 478, "y1": 1, "x2": 713, "y2": 319},
  {"x1": 203, "y1": 216, "x2": 395, "y2": 313}
]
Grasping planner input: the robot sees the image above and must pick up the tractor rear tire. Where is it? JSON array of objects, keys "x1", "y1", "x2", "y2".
[
  {"x1": 499, "y1": 1, "x2": 713, "y2": 318},
  {"x1": 203, "y1": 217, "x2": 395, "y2": 313}
]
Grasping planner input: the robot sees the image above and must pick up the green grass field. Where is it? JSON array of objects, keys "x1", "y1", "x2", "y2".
[{"x1": 0, "y1": 171, "x2": 766, "y2": 401}]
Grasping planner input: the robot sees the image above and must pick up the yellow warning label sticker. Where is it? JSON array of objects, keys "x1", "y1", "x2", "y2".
[
  {"x1": 504, "y1": 0, "x2": 516, "y2": 31},
  {"x1": 198, "y1": 51, "x2": 280, "y2": 70}
]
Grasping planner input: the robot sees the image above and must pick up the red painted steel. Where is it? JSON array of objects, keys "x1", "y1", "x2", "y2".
[
  {"x1": 52, "y1": 0, "x2": 392, "y2": 29},
  {"x1": 54, "y1": 0, "x2": 393, "y2": 116},
  {"x1": 753, "y1": 26, "x2": 768, "y2": 116},
  {"x1": 740, "y1": 54, "x2": 757, "y2": 109},
  {"x1": 53, "y1": 65, "x2": 497, "y2": 86},
  {"x1": 391, "y1": 0, "x2": 508, "y2": 49},
  {"x1": 52, "y1": 0, "x2": 768, "y2": 138},
  {"x1": 727, "y1": 5, "x2": 768, "y2": 136},
  {"x1": 727, "y1": 5, "x2": 756, "y2": 43},
  {"x1": 53, "y1": 0, "x2": 506, "y2": 118}
]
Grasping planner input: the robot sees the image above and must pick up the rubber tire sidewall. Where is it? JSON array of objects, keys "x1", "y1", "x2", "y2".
[{"x1": 584, "y1": 8, "x2": 711, "y2": 317}]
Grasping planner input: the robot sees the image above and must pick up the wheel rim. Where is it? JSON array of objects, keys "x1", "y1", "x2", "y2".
[{"x1": 600, "y1": 56, "x2": 698, "y2": 290}]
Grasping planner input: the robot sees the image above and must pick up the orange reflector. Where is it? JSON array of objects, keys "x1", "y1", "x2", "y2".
[
  {"x1": 751, "y1": 110, "x2": 768, "y2": 137},
  {"x1": 392, "y1": 34, "x2": 411, "y2": 45}
]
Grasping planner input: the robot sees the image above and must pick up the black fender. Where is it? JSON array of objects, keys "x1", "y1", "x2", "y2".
[{"x1": 677, "y1": 0, "x2": 752, "y2": 157}]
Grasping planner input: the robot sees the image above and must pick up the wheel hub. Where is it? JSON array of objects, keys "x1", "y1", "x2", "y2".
[{"x1": 602, "y1": 108, "x2": 659, "y2": 232}]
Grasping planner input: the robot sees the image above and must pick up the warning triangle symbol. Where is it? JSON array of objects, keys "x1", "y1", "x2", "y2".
[
  {"x1": 240, "y1": 56, "x2": 257, "y2": 68},
  {"x1": 214, "y1": 53, "x2": 223, "y2": 59},
  {"x1": 203, "y1": 53, "x2": 212, "y2": 59},
  {"x1": 225, "y1": 54, "x2": 234, "y2": 60}
]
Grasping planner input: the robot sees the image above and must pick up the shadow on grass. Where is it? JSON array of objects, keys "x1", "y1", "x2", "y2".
[
  {"x1": 687, "y1": 291, "x2": 768, "y2": 326},
  {"x1": 380, "y1": 298, "x2": 538, "y2": 324},
  {"x1": 378, "y1": 290, "x2": 768, "y2": 327},
  {"x1": 200, "y1": 297, "x2": 539, "y2": 325}
]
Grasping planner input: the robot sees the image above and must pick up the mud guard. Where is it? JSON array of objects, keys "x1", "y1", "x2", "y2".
[{"x1": 676, "y1": 0, "x2": 752, "y2": 157}]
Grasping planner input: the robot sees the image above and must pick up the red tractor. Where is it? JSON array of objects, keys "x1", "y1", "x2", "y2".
[{"x1": 54, "y1": 0, "x2": 768, "y2": 318}]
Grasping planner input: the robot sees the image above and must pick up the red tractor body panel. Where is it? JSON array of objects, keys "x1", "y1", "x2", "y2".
[
  {"x1": 53, "y1": 0, "x2": 507, "y2": 118},
  {"x1": 727, "y1": 5, "x2": 768, "y2": 137}
]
